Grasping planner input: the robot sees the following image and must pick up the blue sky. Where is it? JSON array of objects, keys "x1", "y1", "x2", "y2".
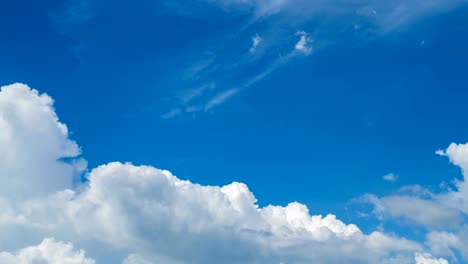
[{"x1": 1, "y1": 0, "x2": 468, "y2": 263}]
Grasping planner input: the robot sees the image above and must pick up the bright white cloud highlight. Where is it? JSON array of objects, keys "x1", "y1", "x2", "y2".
[
  {"x1": 414, "y1": 252, "x2": 449, "y2": 264},
  {"x1": 0, "y1": 83, "x2": 85, "y2": 202}
]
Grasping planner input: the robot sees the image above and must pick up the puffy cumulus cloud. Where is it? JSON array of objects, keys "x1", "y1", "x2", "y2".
[
  {"x1": 436, "y1": 143, "x2": 468, "y2": 214},
  {"x1": 438, "y1": 142, "x2": 468, "y2": 173},
  {"x1": 0, "y1": 83, "x2": 85, "y2": 202},
  {"x1": 0, "y1": 83, "x2": 450, "y2": 263},
  {"x1": 0, "y1": 238, "x2": 95, "y2": 264},
  {"x1": 414, "y1": 252, "x2": 449, "y2": 264},
  {"x1": 5, "y1": 162, "x2": 421, "y2": 263}
]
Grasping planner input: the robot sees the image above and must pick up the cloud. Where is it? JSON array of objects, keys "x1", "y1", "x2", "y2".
[
  {"x1": 2, "y1": 161, "x2": 423, "y2": 263},
  {"x1": 249, "y1": 34, "x2": 262, "y2": 53},
  {"x1": 360, "y1": 142, "x2": 468, "y2": 262},
  {"x1": 200, "y1": 49, "x2": 298, "y2": 112},
  {"x1": 295, "y1": 31, "x2": 312, "y2": 55},
  {"x1": 53, "y1": 0, "x2": 468, "y2": 118},
  {"x1": 0, "y1": 83, "x2": 434, "y2": 263},
  {"x1": 364, "y1": 195, "x2": 463, "y2": 229},
  {"x1": 414, "y1": 252, "x2": 449, "y2": 264},
  {"x1": 160, "y1": 108, "x2": 182, "y2": 119},
  {"x1": 197, "y1": 0, "x2": 468, "y2": 32},
  {"x1": 425, "y1": 231, "x2": 464, "y2": 260},
  {"x1": 203, "y1": 88, "x2": 239, "y2": 111},
  {"x1": 0, "y1": 83, "x2": 85, "y2": 202},
  {"x1": 0, "y1": 238, "x2": 95, "y2": 264},
  {"x1": 383, "y1": 173, "x2": 398, "y2": 182},
  {"x1": 435, "y1": 143, "x2": 468, "y2": 214}
]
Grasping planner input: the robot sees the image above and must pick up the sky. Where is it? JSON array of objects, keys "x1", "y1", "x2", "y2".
[{"x1": 1, "y1": 0, "x2": 468, "y2": 263}]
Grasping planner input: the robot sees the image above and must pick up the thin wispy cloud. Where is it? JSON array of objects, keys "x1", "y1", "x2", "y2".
[
  {"x1": 183, "y1": 52, "x2": 218, "y2": 81},
  {"x1": 178, "y1": 83, "x2": 216, "y2": 105},
  {"x1": 204, "y1": 88, "x2": 239, "y2": 111},
  {"x1": 161, "y1": 108, "x2": 183, "y2": 119},
  {"x1": 295, "y1": 31, "x2": 313, "y2": 55},
  {"x1": 249, "y1": 34, "x2": 262, "y2": 53},
  {"x1": 201, "y1": 34, "x2": 306, "y2": 112},
  {"x1": 160, "y1": 44, "x2": 299, "y2": 117},
  {"x1": 53, "y1": 0, "x2": 468, "y2": 119}
]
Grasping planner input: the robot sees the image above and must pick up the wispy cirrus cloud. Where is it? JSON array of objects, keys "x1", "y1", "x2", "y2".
[
  {"x1": 158, "y1": 0, "x2": 468, "y2": 117},
  {"x1": 249, "y1": 34, "x2": 262, "y2": 53},
  {"x1": 52, "y1": 0, "x2": 468, "y2": 119},
  {"x1": 161, "y1": 30, "x2": 312, "y2": 118}
]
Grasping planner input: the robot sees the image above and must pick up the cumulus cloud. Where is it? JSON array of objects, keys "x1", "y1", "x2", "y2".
[
  {"x1": 0, "y1": 238, "x2": 95, "y2": 264},
  {"x1": 429, "y1": 143, "x2": 468, "y2": 215},
  {"x1": 4, "y1": 161, "x2": 422, "y2": 263},
  {"x1": 0, "y1": 83, "x2": 433, "y2": 263},
  {"x1": 414, "y1": 252, "x2": 449, "y2": 264},
  {"x1": 0, "y1": 83, "x2": 85, "y2": 202}
]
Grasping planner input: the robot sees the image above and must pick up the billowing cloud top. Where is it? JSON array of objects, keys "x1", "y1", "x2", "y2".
[
  {"x1": 0, "y1": 83, "x2": 455, "y2": 263},
  {"x1": 0, "y1": 84, "x2": 84, "y2": 201}
]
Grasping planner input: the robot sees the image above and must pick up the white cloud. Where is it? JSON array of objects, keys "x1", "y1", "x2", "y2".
[
  {"x1": 437, "y1": 142, "x2": 468, "y2": 173},
  {"x1": 295, "y1": 31, "x2": 312, "y2": 55},
  {"x1": 383, "y1": 173, "x2": 398, "y2": 182},
  {"x1": 0, "y1": 83, "x2": 85, "y2": 202},
  {"x1": 199, "y1": 0, "x2": 468, "y2": 32},
  {"x1": 1, "y1": 160, "x2": 423, "y2": 263},
  {"x1": 0, "y1": 238, "x2": 95, "y2": 264},
  {"x1": 361, "y1": 142, "x2": 468, "y2": 262},
  {"x1": 370, "y1": 195, "x2": 463, "y2": 229},
  {"x1": 160, "y1": 108, "x2": 182, "y2": 119},
  {"x1": 414, "y1": 252, "x2": 449, "y2": 264},
  {"x1": 249, "y1": 34, "x2": 262, "y2": 53},
  {"x1": 0, "y1": 82, "x2": 433, "y2": 263},
  {"x1": 201, "y1": 53, "x2": 289, "y2": 111},
  {"x1": 203, "y1": 88, "x2": 239, "y2": 111},
  {"x1": 425, "y1": 226, "x2": 468, "y2": 261},
  {"x1": 435, "y1": 143, "x2": 468, "y2": 214}
]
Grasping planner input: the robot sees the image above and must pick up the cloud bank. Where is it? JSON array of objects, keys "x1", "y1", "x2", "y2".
[{"x1": 0, "y1": 82, "x2": 454, "y2": 263}]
